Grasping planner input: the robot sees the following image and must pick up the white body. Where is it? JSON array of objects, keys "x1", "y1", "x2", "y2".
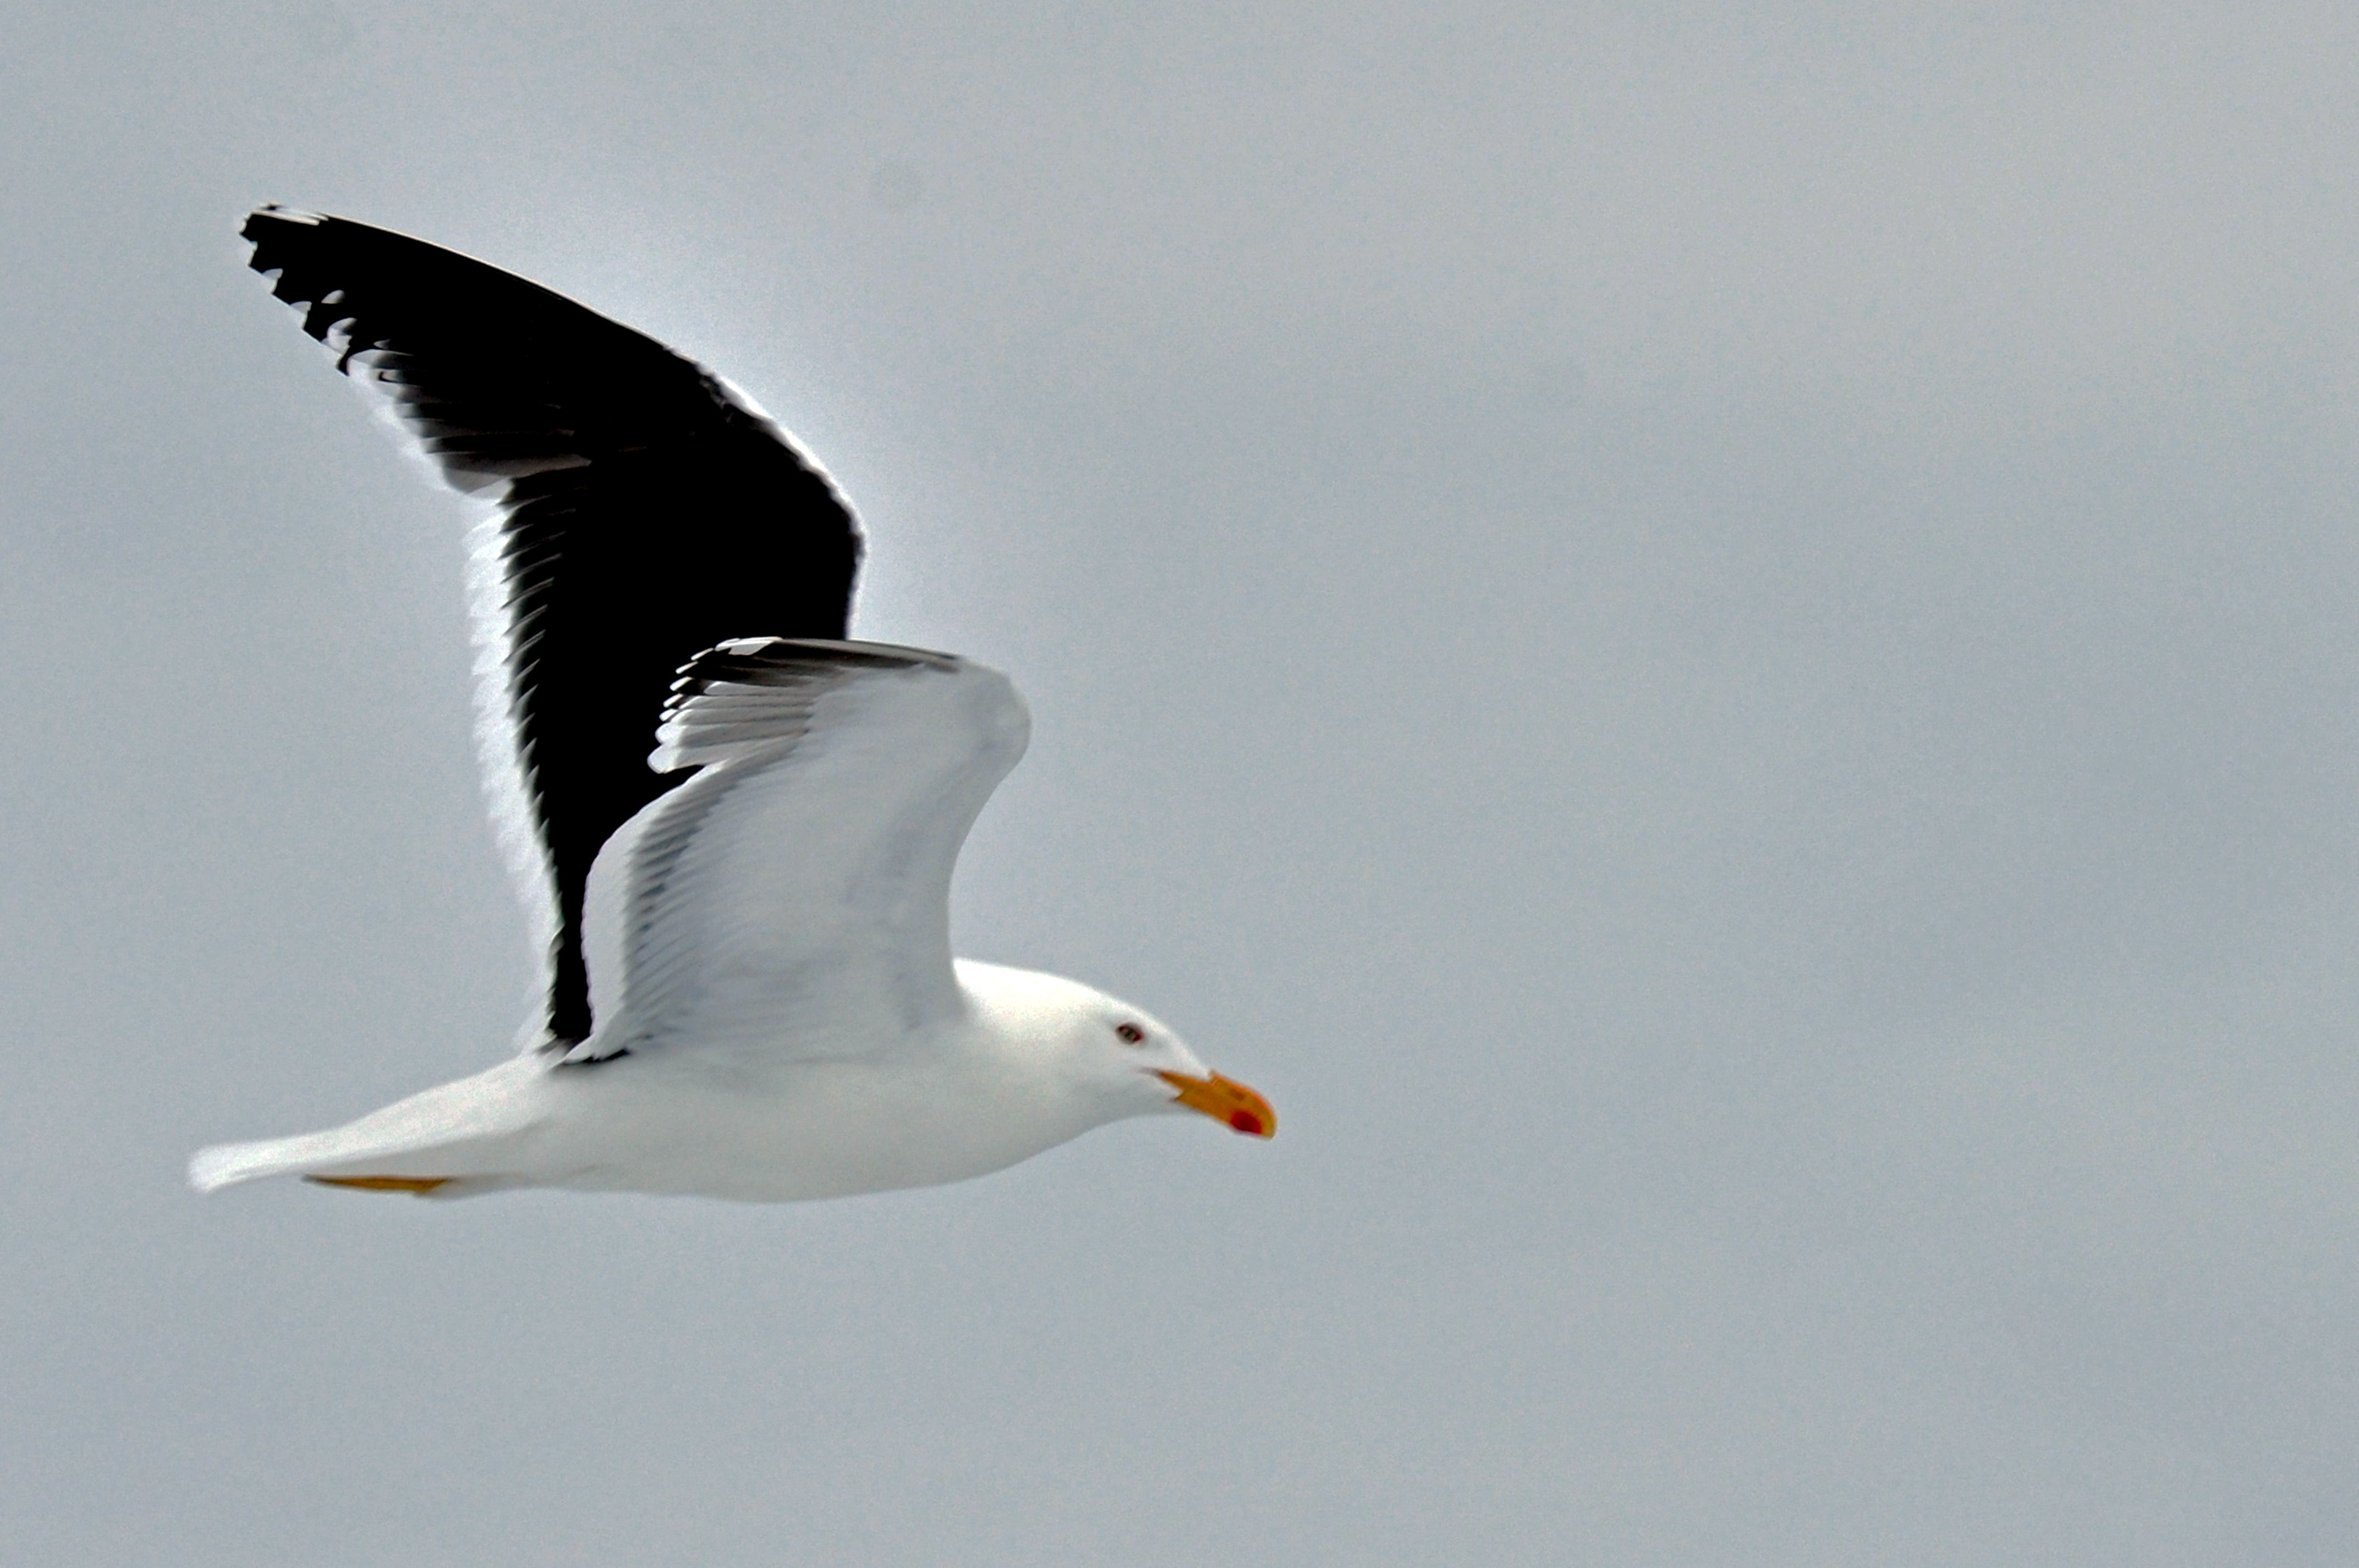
[{"x1": 190, "y1": 962, "x2": 1205, "y2": 1202}]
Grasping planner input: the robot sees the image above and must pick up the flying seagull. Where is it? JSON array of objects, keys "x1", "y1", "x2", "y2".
[{"x1": 189, "y1": 207, "x2": 1272, "y2": 1202}]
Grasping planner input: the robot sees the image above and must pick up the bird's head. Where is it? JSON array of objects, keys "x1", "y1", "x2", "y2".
[
  {"x1": 1079, "y1": 998, "x2": 1276, "y2": 1138},
  {"x1": 968, "y1": 964, "x2": 1276, "y2": 1139}
]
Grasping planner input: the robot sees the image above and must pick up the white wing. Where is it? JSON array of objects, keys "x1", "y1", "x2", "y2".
[{"x1": 571, "y1": 640, "x2": 1029, "y2": 1064}]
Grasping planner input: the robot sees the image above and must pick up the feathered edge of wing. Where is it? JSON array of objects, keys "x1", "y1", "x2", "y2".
[
  {"x1": 238, "y1": 206, "x2": 864, "y2": 1044},
  {"x1": 460, "y1": 515, "x2": 559, "y2": 1024},
  {"x1": 563, "y1": 639, "x2": 1030, "y2": 1064},
  {"x1": 649, "y1": 638, "x2": 965, "y2": 770}
]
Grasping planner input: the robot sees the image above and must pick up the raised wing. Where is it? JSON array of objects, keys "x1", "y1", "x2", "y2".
[
  {"x1": 242, "y1": 207, "x2": 861, "y2": 1048},
  {"x1": 570, "y1": 639, "x2": 1030, "y2": 1065}
]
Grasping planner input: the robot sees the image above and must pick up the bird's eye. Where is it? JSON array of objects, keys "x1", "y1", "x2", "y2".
[{"x1": 1115, "y1": 1022, "x2": 1146, "y2": 1045}]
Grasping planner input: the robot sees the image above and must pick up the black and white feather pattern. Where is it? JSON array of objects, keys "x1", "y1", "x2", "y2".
[
  {"x1": 193, "y1": 207, "x2": 1275, "y2": 1206},
  {"x1": 241, "y1": 208, "x2": 863, "y2": 1048},
  {"x1": 572, "y1": 639, "x2": 1030, "y2": 1064}
]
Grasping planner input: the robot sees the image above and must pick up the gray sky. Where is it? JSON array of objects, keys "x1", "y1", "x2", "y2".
[{"x1": 7, "y1": 2, "x2": 2359, "y2": 1563}]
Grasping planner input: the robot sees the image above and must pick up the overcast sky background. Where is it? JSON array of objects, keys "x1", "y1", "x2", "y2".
[{"x1": 7, "y1": 2, "x2": 2359, "y2": 1563}]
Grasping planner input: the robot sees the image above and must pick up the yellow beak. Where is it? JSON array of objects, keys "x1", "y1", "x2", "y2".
[{"x1": 1154, "y1": 1070, "x2": 1277, "y2": 1138}]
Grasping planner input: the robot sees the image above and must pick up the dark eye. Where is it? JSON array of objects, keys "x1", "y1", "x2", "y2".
[{"x1": 1115, "y1": 1022, "x2": 1146, "y2": 1045}]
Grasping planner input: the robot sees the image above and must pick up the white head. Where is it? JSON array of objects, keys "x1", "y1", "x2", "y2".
[{"x1": 956, "y1": 961, "x2": 1276, "y2": 1139}]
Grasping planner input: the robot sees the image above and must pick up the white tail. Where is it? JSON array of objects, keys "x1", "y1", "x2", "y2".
[
  {"x1": 188, "y1": 1132, "x2": 348, "y2": 1193},
  {"x1": 187, "y1": 1057, "x2": 547, "y2": 1196}
]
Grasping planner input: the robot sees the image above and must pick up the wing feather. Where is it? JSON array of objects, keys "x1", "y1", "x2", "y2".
[
  {"x1": 570, "y1": 640, "x2": 1029, "y2": 1065},
  {"x1": 242, "y1": 207, "x2": 862, "y2": 1047}
]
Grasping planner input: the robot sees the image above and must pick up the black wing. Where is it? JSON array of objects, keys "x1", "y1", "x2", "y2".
[{"x1": 242, "y1": 206, "x2": 862, "y2": 1048}]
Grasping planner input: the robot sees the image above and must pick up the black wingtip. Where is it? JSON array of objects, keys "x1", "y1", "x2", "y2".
[
  {"x1": 238, "y1": 207, "x2": 362, "y2": 353},
  {"x1": 240, "y1": 203, "x2": 325, "y2": 252}
]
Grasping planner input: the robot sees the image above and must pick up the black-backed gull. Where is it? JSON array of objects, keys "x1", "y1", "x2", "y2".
[{"x1": 189, "y1": 208, "x2": 1272, "y2": 1202}]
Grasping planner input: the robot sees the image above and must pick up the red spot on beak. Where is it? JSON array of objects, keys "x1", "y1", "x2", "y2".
[{"x1": 1154, "y1": 1068, "x2": 1276, "y2": 1138}]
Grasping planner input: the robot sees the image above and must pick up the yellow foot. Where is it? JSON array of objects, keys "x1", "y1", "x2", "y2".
[{"x1": 304, "y1": 1175, "x2": 452, "y2": 1194}]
